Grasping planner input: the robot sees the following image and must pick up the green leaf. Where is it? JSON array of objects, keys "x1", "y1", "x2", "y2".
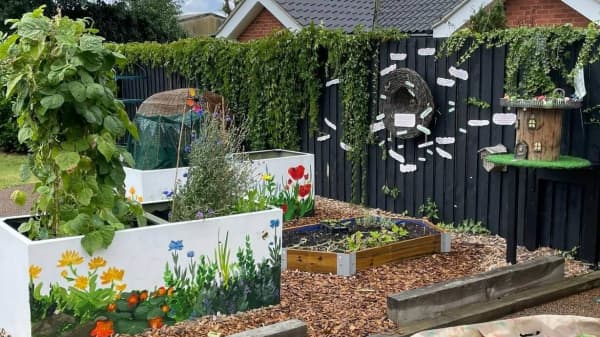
[
  {"x1": 0, "y1": 34, "x2": 18, "y2": 59},
  {"x1": 103, "y1": 116, "x2": 125, "y2": 136},
  {"x1": 55, "y1": 152, "x2": 80, "y2": 171},
  {"x1": 17, "y1": 127, "x2": 33, "y2": 143},
  {"x1": 17, "y1": 16, "x2": 51, "y2": 41},
  {"x1": 146, "y1": 307, "x2": 165, "y2": 320},
  {"x1": 19, "y1": 164, "x2": 31, "y2": 182},
  {"x1": 40, "y1": 94, "x2": 65, "y2": 109},
  {"x1": 80, "y1": 35, "x2": 104, "y2": 51},
  {"x1": 81, "y1": 231, "x2": 104, "y2": 255},
  {"x1": 10, "y1": 190, "x2": 27, "y2": 206},
  {"x1": 68, "y1": 81, "x2": 87, "y2": 103},
  {"x1": 79, "y1": 188, "x2": 93, "y2": 206},
  {"x1": 17, "y1": 220, "x2": 31, "y2": 233},
  {"x1": 121, "y1": 151, "x2": 135, "y2": 167},
  {"x1": 85, "y1": 83, "x2": 105, "y2": 99},
  {"x1": 96, "y1": 136, "x2": 115, "y2": 160},
  {"x1": 6, "y1": 74, "x2": 24, "y2": 98}
]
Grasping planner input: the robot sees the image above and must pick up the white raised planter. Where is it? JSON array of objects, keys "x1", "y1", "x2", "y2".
[
  {"x1": 124, "y1": 149, "x2": 315, "y2": 208},
  {"x1": 0, "y1": 207, "x2": 282, "y2": 337},
  {"x1": 123, "y1": 166, "x2": 188, "y2": 203}
]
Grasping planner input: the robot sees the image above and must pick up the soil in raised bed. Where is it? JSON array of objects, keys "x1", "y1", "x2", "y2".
[{"x1": 283, "y1": 218, "x2": 438, "y2": 252}]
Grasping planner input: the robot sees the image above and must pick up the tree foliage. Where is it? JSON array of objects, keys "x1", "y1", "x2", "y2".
[{"x1": 0, "y1": 0, "x2": 185, "y2": 43}]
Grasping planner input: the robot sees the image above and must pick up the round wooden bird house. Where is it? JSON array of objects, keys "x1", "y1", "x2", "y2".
[
  {"x1": 381, "y1": 68, "x2": 434, "y2": 139},
  {"x1": 500, "y1": 92, "x2": 581, "y2": 161}
]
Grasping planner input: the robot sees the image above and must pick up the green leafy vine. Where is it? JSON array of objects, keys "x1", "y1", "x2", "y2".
[
  {"x1": 439, "y1": 24, "x2": 600, "y2": 98},
  {"x1": 112, "y1": 26, "x2": 405, "y2": 204}
]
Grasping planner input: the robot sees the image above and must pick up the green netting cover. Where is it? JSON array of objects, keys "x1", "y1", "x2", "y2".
[{"x1": 128, "y1": 113, "x2": 201, "y2": 170}]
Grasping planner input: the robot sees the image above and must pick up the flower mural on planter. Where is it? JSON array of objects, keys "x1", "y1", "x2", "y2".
[{"x1": 272, "y1": 165, "x2": 315, "y2": 221}]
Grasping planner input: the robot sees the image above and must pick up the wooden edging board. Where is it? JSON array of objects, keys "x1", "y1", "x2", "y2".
[{"x1": 283, "y1": 217, "x2": 446, "y2": 276}]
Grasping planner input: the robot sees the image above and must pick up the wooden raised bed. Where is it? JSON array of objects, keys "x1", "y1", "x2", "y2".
[{"x1": 282, "y1": 218, "x2": 450, "y2": 276}]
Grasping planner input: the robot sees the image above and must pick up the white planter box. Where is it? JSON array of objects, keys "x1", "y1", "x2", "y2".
[
  {"x1": 124, "y1": 166, "x2": 188, "y2": 203},
  {"x1": 124, "y1": 149, "x2": 315, "y2": 212},
  {"x1": 0, "y1": 208, "x2": 282, "y2": 337},
  {"x1": 245, "y1": 149, "x2": 315, "y2": 199}
]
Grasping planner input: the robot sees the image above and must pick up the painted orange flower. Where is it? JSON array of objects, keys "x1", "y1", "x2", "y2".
[
  {"x1": 140, "y1": 290, "x2": 149, "y2": 301},
  {"x1": 161, "y1": 304, "x2": 170, "y2": 313},
  {"x1": 167, "y1": 287, "x2": 174, "y2": 297},
  {"x1": 137, "y1": 195, "x2": 144, "y2": 203},
  {"x1": 74, "y1": 276, "x2": 89, "y2": 290},
  {"x1": 29, "y1": 265, "x2": 42, "y2": 280},
  {"x1": 115, "y1": 283, "x2": 127, "y2": 292},
  {"x1": 127, "y1": 293, "x2": 139, "y2": 308},
  {"x1": 61, "y1": 270, "x2": 68, "y2": 279},
  {"x1": 128, "y1": 186, "x2": 136, "y2": 196},
  {"x1": 90, "y1": 320, "x2": 114, "y2": 337},
  {"x1": 88, "y1": 257, "x2": 107, "y2": 270},
  {"x1": 148, "y1": 316, "x2": 163, "y2": 329},
  {"x1": 100, "y1": 267, "x2": 124, "y2": 285},
  {"x1": 156, "y1": 286, "x2": 166, "y2": 296},
  {"x1": 57, "y1": 250, "x2": 84, "y2": 267},
  {"x1": 106, "y1": 303, "x2": 116, "y2": 312}
]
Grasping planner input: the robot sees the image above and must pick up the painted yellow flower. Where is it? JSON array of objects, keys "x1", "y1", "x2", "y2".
[
  {"x1": 61, "y1": 270, "x2": 68, "y2": 279},
  {"x1": 57, "y1": 250, "x2": 84, "y2": 267},
  {"x1": 115, "y1": 283, "x2": 127, "y2": 292},
  {"x1": 74, "y1": 276, "x2": 89, "y2": 290},
  {"x1": 137, "y1": 195, "x2": 144, "y2": 203},
  {"x1": 88, "y1": 256, "x2": 107, "y2": 270},
  {"x1": 29, "y1": 265, "x2": 42, "y2": 280},
  {"x1": 101, "y1": 267, "x2": 124, "y2": 285},
  {"x1": 262, "y1": 173, "x2": 273, "y2": 182},
  {"x1": 128, "y1": 186, "x2": 136, "y2": 196}
]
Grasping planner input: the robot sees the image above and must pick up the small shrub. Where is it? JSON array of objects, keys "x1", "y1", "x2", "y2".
[
  {"x1": 438, "y1": 219, "x2": 490, "y2": 235},
  {"x1": 170, "y1": 115, "x2": 253, "y2": 221},
  {"x1": 418, "y1": 198, "x2": 440, "y2": 223}
]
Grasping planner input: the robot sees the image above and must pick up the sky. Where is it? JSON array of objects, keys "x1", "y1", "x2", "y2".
[{"x1": 181, "y1": 0, "x2": 223, "y2": 14}]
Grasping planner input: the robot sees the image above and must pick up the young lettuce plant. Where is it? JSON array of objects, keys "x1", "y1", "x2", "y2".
[{"x1": 0, "y1": 7, "x2": 145, "y2": 254}]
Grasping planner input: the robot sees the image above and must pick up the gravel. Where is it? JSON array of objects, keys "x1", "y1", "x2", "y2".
[{"x1": 505, "y1": 287, "x2": 600, "y2": 319}]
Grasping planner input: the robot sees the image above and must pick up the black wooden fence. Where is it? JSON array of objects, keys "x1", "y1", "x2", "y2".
[{"x1": 118, "y1": 37, "x2": 600, "y2": 264}]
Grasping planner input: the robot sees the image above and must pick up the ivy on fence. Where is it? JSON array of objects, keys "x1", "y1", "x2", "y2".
[{"x1": 111, "y1": 26, "x2": 405, "y2": 204}]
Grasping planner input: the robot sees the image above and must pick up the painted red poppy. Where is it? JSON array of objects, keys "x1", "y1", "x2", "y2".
[
  {"x1": 90, "y1": 320, "x2": 114, "y2": 337},
  {"x1": 288, "y1": 165, "x2": 305, "y2": 181},
  {"x1": 281, "y1": 204, "x2": 288, "y2": 214},
  {"x1": 303, "y1": 173, "x2": 309, "y2": 180},
  {"x1": 299, "y1": 184, "x2": 312, "y2": 198}
]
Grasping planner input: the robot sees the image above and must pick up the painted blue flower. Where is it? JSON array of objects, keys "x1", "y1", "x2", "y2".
[
  {"x1": 191, "y1": 131, "x2": 197, "y2": 140},
  {"x1": 169, "y1": 240, "x2": 183, "y2": 251},
  {"x1": 183, "y1": 171, "x2": 188, "y2": 178},
  {"x1": 207, "y1": 208, "x2": 215, "y2": 216},
  {"x1": 187, "y1": 251, "x2": 195, "y2": 258},
  {"x1": 196, "y1": 211, "x2": 204, "y2": 219},
  {"x1": 184, "y1": 144, "x2": 192, "y2": 153},
  {"x1": 270, "y1": 219, "x2": 280, "y2": 229},
  {"x1": 269, "y1": 241, "x2": 274, "y2": 246}
]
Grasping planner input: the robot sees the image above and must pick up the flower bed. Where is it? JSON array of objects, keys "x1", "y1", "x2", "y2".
[
  {"x1": 283, "y1": 216, "x2": 450, "y2": 276},
  {"x1": 0, "y1": 208, "x2": 282, "y2": 337}
]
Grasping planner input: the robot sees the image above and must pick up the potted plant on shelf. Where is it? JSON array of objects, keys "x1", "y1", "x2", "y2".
[{"x1": 0, "y1": 8, "x2": 282, "y2": 337}]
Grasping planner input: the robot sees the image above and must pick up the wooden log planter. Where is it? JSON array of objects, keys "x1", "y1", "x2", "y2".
[{"x1": 282, "y1": 217, "x2": 451, "y2": 276}]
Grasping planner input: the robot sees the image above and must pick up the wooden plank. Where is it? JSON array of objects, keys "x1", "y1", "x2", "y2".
[
  {"x1": 422, "y1": 38, "x2": 437, "y2": 211},
  {"x1": 551, "y1": 182, "x2": 568, "y2": 250},
  {"x1": 285, "y1": 249, "x2": 337, "y2": 274},
  {"x1": 394, "y1": 39, "x2": 409, "y2": 214},
  {"x1": 454, "y1": 46, "x2": 469, "y2": 223},
  {"x1": 404, "y1": 37, "x2": 417, "y2": 215},
  {"x1": 465, "y1": 46, "x2": 481, "y2": 221},
  {"x1": 476, "y1": 46, "x2": 493, "y2": 224},
  {"x1": 566, "y1": 183, "x2": 582, "y2": 250},
  {"x1": 356, "y1": 235, "x2": 440, "y2": 271}
]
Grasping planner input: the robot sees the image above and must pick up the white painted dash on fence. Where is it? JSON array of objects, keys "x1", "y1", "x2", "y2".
[
  {"x1": 397, "y1": 144, "x2": 404, "y2": 149},
  {"x1": 340, "y1": 142, "x2": 352, "y2": 151},
  {"x1": 400, "y1": 164, "x2": 418, "y2": 173},
  {"x1": 448, "y1": 100, "x2": 455, "y2": 106},
  {"x1": 418, "y1": 157, "x2": 427, "y2": 162},
  {"x1": 380, "y1": 64, "x2": 397, "y2": 76},
  {"x1": 380, "y1": 94, "x2": 387, "y2": 100},
  {"x1": 426, "y1": 149, "x2": 434, "y2": 156},
  {"x1": 324, "y1": 117, "x2": 337, "y2": 130},
  {"x1": 405, "y1": 81, "x2": 415, "y2": 88},
  {"x1": 317, "y1": 134, "x2": 330, "y2": 142},
  {"x1": 376, "y1": 113, "x2": 385, "y2": 121},
  {"x1": 493, "y1": 113, "x2": 517, "y2": 126},
  {"x1": 418, "y1": 48, "x2": 436, "y2": 56},
  {"x1": 417, "y1": 125, "x2": 432, "y2": 135},
  {"x1": 468, "y1": 119, "x2": 490, "y2": 127},
  {"x1": 449, "y1": 66, "x2": 469, "y2": 80},
  {"x1": 436, "y1": 147, "x2": 453, "y2": 160},
  {"x1": 459, "y1": 128, "x2": 467, "y2": 134},
  {"x1": 325, "y1": 78, "x2": 340, "y2": 87},
  {"x1": 420, "y1": 107, "x2": 433, "y2": 119},
  {"x1": 378, "y1": 140, "x2": 386, "y2": 147},
  {"x1": 370, "y1": 121, "x2": 385, "y2": 133},
  {"x1": 388, "y1": 149, "x2": 406, "y2": 163},
  {"x1": 390, "y1": 53, "x2": 407, "y2": 61},
  {"x1": 436, "y1": 137, "x2": 455, "y2": 145},
  {"x1": 397, "y1": 130, "x2": 408, "y2": 136},
  {"x1": 437, "y1": 77, "x2": 456, "y2": 87},
  {"x1": 418, "y1": 141, "x2": 434, "y2": 148}
]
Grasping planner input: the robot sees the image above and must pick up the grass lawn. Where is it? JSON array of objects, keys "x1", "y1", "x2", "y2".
[{"x1": 0, "y1": 152, "x2": 36, "y2": 189}]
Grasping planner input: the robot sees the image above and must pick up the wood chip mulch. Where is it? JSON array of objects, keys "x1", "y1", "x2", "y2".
[{"x1": 135, "y1": 196, "x2": 594, "y2": 337}]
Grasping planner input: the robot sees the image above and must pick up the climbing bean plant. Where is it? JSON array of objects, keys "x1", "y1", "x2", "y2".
[
  {"x1": 113, "y1": 26, "x2": 404, "y2": 204},
  {"x1": 0, "y1": 7, "x2": 145, "y2": 254},
  {"x1": 439, "y1": 24, "x2": 600, "y2": 98}
]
